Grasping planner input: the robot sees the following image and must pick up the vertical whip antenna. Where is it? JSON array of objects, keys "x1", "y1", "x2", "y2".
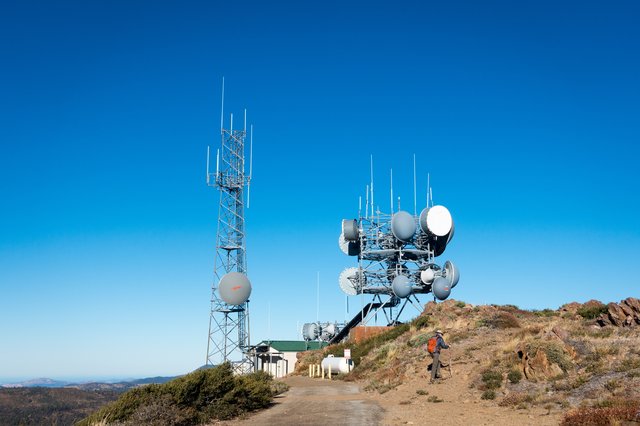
[
  {"x1": 427, "y1": 173, "x2": 430, "y2": 208},
  {"x1": 220, "y1": 77, "x2": 225, "y2": 134},
  {"x1": 365, "y1": 184, "x2": 369, "y2": 219},
  {"x1": 243, "y1": 108, "x2": 246, "y2": 132}
]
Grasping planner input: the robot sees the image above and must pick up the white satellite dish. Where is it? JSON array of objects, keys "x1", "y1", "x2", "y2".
[
  {"x1": 420, "y1": 205, "x2": 453, "y2": 237},
  {"x1": 338, "y1": 233, "x2": 360, "y2": 256},
  {"x1": 218, "y1": 272, "x2": 252, "y2": 305},
  {"x1": 420, "y1": 268, "x2": 435, "y2": 284},
  {"x1": 444, "y1": 260, "x2": 460, "y2": 288},
  {"x1": 339, "y1": 267, "x2": 365, "y2": 296},
  {"x1": 342, "y1": 219, "x2": 359, "y2": 242}
]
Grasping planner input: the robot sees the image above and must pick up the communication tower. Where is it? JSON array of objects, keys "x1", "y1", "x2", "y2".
[
  {"x1": 205, "y1": 79, "x2": 254, "y2": 373},
  {"x1": 332, "y1": 156, "x2": 460, "y2": 343}
]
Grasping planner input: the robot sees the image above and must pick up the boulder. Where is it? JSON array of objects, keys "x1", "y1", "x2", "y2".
[
  {"x1": 622, "y1": 298, "x2": 640, "y2": 324},
  {"x1": 560, "y1": 302, "x2": 581, "y2": 314},
  {"x1": 521, "y1": 347, "x2": 563, "y2": 380},
  {"x1": 622, "y1": 297, "x2": 640, "y2": 313},
  {"x1": 607, "y1": 302, "x2": 627, "y2": 327}
]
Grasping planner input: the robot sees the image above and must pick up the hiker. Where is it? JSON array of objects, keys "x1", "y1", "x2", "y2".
[{"x1": 427, "y1": 329, "x2": 449, "y2": 383}]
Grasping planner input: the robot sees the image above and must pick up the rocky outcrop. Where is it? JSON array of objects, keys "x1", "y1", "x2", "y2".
[
  {"x1": 518, "y1": 346, "x2": 564, "y2": 380},
  {"x1": 596, "y1": 297, "x2": 640, "y2": 327}
]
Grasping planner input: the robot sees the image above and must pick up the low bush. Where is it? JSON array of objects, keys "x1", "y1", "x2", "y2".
[
  {"x1": 479, "y1": 312, "x2": 521, "y2": 329},
  {"x1": 576, "y1": 303, "x2": 608, "y2": 320},
  {"x1": 78, "y1": 363, "x2": 281, "y2": 425},
  {"x1": 324, "y1": 323, "x2": 410, "y2": 367},
  {"x1": 507, "y1": 369, "x2": 522, "y2": 384},
  {"x1": 481, "y1": 390, "x2": 496, "y2": 400},
  {"x1": 412, "y1": 315, "x2": 431, "y2": 330},
  {"x1": 481, "y1": 370, "x2": 503, "y2": 390}
]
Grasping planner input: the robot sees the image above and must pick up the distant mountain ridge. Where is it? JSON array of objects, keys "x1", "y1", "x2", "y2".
[{"x1": 1, "y1": 376, "x2": 176, "y2": 391}]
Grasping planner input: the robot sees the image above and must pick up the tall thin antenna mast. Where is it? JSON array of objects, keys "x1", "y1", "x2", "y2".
[
  {"x1": 390, "y1": 169, "x2": 394, "y2": 214},
  {"x1": 206, "y1": 81, "x2": 252, "y2": 373},
  {"x1": 413, "y1": 154, "x2": 417, "y2": 216},
  {"x1": 220, "y1": 77, "x2": 225, "y2": 134},
  {"x1": 427, "y1": 173, "x2": 430, "y2": 208},
  {"x1": 365, "y1": 184, "x2": 369, "y2": 219}
]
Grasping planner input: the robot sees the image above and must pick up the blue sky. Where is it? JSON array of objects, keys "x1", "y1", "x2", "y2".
[{"x1": 1, "y1": 0, "x2": 639, "y2": 382}]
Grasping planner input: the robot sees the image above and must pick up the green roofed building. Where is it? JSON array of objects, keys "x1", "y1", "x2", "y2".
[{"x1": 254, "y1": 340, "x2": 328, "y2": 378}]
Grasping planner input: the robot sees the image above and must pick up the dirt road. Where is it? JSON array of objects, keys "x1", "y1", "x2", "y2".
[{"x1": 222, "y1": 376, "x2": 383, "y2": 426}]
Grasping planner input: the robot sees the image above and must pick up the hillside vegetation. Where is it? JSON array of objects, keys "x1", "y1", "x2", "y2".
[
  {"x1": 0, "y1": 388, "x2": 119, "y2": 426},
  {"x1": 78, "y1": 363, "x2": 287, "y2": 426},
  {"x1": 296, "y1": 298, "x2": 640, "y2": 425}
]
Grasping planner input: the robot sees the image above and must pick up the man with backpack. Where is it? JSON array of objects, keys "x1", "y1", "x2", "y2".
[{"x1": 427, "y1": 329, "x2": 449, "y2": 383}]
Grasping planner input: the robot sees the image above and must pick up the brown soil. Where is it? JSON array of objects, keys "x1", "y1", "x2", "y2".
[{"x1": 217, "y1": 376, "x2": 383, "y2": 425}]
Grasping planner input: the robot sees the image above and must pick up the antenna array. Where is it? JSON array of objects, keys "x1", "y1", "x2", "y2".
[{"x1": 205, "y1": 80, "x2": 254, "y2": 373}]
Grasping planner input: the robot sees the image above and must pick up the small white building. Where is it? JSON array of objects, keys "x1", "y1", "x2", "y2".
[{"x1": 254, "y1": 340, "x2": 327, "y2": 378}]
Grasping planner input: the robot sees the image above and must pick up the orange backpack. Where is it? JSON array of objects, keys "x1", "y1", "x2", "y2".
[{"x1": 427, "y1": 336, "x2": 438, "y2": 354}]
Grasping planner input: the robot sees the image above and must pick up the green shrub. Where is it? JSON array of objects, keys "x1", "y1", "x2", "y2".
[
  {"x1": 481, "y1": 390, "x2": 496, "y2": 400},
  {"x1": 455, "y1": 301, "x2": 466, "y2": 308},
  {"x1": 507, "y1": 369, "x2": 522, "y2": 384},
  {"x1": 324, "y1": 323, "x2": 410, "y2": 367},
  {"x1": 78, "y1": 363, "x2": 278, "y2": 426},
  {"x1": 576, "y1": 303, "x2": 608, "y2": 320},
  {"x1": 416, "y1": 389, "x2": 428, "y2": 396},
  {"x1": 481, "y1": 370, "x2": 503, "y2": 390},
  {"x1": 412, "y1": 315, "x2": 431, "y2": 330},
  {"x1": 532, "y1": 309, "x2": 559, "y2": 317}
]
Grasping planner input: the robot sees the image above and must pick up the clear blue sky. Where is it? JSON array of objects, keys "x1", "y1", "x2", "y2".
[{"x1": 1, "y1": 0, "x2": 639, "y2": 382}]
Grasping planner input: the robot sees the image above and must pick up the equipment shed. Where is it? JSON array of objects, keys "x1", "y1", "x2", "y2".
[{"x1": 254, "y1": 340, "x2": 327, "y2": 378}]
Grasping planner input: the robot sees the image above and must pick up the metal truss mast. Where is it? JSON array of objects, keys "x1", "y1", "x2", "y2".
[{"x1": 205, "y1": 85, "x2": 253, "y2": 373}]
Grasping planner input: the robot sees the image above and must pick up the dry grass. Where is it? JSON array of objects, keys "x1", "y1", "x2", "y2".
[{"x1": 561, "y1": 399, "x2": 640, "y2": 425}]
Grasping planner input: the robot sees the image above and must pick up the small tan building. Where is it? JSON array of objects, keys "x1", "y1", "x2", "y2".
[{"x1": 254, "y1": 340, "x2": 327, "y2": 378}]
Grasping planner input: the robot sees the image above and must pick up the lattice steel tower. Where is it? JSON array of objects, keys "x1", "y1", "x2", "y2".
[{"x1": 205, "y1": 80, "x2": 253, "y2": 372}]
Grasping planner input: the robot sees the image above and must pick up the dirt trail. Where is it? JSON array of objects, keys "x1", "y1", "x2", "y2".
[{"x1": 221, "y1": 376, "x2": 383, "y2": 426}]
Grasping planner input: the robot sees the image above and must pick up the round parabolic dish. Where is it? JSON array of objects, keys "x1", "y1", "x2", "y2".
[
  {"x1": 392, "y1": 275, "x2": 412, "y2": 298},
  {"x1": 420, "y1": 268, "x2": 435, "y2": 284},
  {"x1": 391, "y1": 211, "x2": 416, "y2": 242},
  {"x1": 338, "y1": 233, "x2": 360, "y2": 256},
  {"x1": 420, "y1": 205, "x2": 453, "y2": 236},
  {"x1": 432, "y1": 276, "x2": 451, "y2": 301},
  {"x1": 218, "y1": 272, "x2": 252, "y2": 305},
  {"x1": 342, "y1": 219, "x2": 359, "y2": 241},
  {"x1": 339, "y1": 267, "x2": 364, "y2": 295},
  {"x1": 302, "y1": 322, "x2": 319, "y2": 341},
  {"x1": 444, "y1": 260, "x2": 460, "y2": 288}
]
